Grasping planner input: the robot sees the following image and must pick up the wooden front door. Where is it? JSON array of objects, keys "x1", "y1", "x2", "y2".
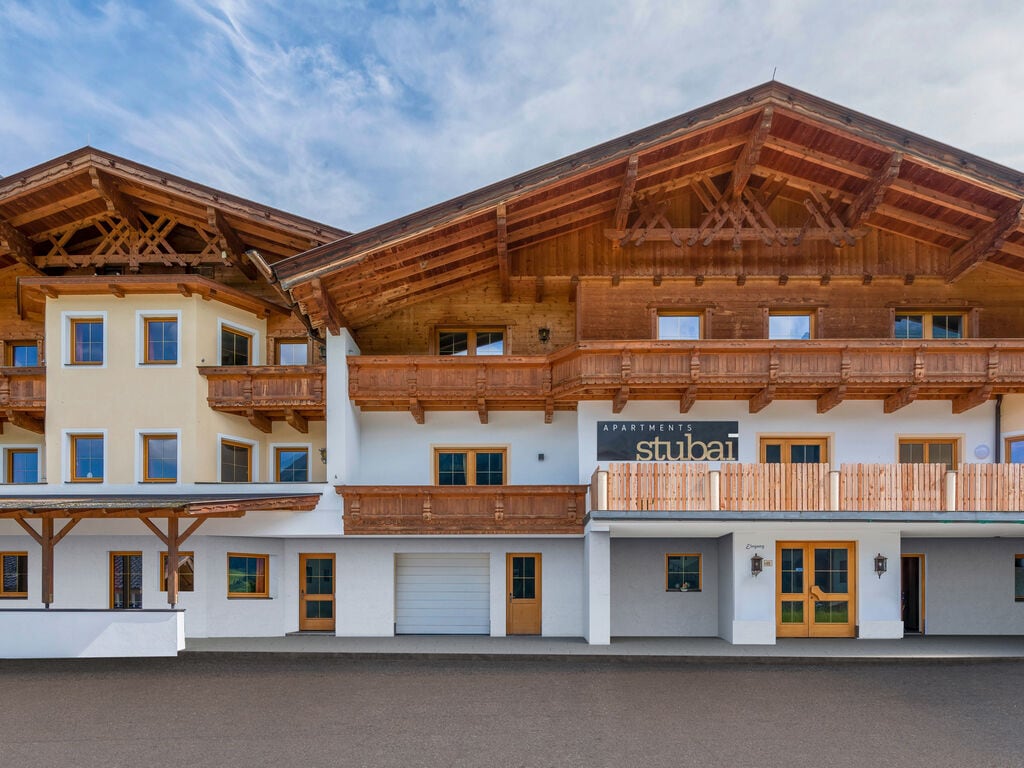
[
  {"x1": 506, "y1": 553, "x2": 541, "y2": 635},
  {"x1": 299, "y1": 554, "x2": 335, "y2": 631},
  {"x1": 776, "y1": 542, "x2": 856, "y2": 638}
]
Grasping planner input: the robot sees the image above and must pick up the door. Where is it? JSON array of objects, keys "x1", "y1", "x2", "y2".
[
  {"x1": 776, "y1": 542, "x2": 856, "y2": 638},
  {"x1": 506, "y1": 553, "x2": 542, "y2": 635},
  {"x1": 901, "y1": 554, "x2": 924, "y2": 634},
  {"x1": 395, "y1": 554, "x2": 490, "y2": 634},
  {"x1": 299, "y1": 554, "x2": 335, "y2": 631},
  {"x1": 110, "y1": 552, "x2": 143, "y2": 609}
]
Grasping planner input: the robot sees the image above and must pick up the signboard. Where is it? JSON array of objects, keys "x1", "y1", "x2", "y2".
[{"x1": 597, "y1": 421, "x2": 739, "y2": 461}]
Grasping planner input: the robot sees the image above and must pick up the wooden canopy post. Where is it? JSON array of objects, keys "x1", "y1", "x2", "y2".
[
  {"x1": 14, "y1": 516, "x2": 79, "y2": 607},
  {"x1": 142, "y1": 515, "x2": 206, "y2": 607}
]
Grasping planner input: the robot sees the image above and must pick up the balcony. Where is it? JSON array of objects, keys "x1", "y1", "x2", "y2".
[
  {"x1": 0, "y1": 366, "x2": 45, "y2": 434},
  {"x1": 592, "y1": 462, "x2": 1024, "y2": 513},
  {"x1": 347, "y1": 340, "x2": 1024, "y2": 421},
  {"x1": 199, "y1": 365, "x2": 325, "y2": 433},
  {"x1": 337, "y1": 485, "x2": 589, "y2": 534}
]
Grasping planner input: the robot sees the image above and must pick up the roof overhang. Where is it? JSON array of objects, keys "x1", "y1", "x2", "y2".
[{"x1": 0, "y1": 493, "x2": 322, "y2": 519}]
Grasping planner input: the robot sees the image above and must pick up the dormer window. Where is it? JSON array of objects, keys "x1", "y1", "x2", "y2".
[
  {"x1": 894, "y1": 312, "x2": 965, "y2": 339},
  {"x1": 768, "y1": 312, "x2": 813, "y2": 340},
  {"x1": 437, "y1": 328, "x2": 505, "y2": 356}
]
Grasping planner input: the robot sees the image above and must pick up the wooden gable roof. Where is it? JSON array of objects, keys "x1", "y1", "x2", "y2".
[
  {"x1": 0, "y1": 147, "x2": 348, "y2": 277},
  {"x1": 273, "y1": 81, "x2": 1024, "y2": 331}
]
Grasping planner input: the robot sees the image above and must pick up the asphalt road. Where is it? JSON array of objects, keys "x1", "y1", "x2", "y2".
[{"x1": 1, "y1": 655, "x2": 1022, "y2": 768}]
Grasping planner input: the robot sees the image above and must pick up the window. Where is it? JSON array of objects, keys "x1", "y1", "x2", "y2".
[
  {"x1": 0, "y1": 553, "x2": 28, "y2": 598},
  {"x1": 899, "y1": 438, "x2": 958, "y2": 470},
  {"x1": 110, "y1": 552, "x2": 142, "y2": 609},
  {"x1": 760, "y1": 437, "x2": 828, "y2": 464},
  {"x1": 666, "y1": 554, "x2": 701, "y2": 592},
  {"x1": 276, "y1": 339, "x2": 309, "y2": 365},
  {"x1": 143, "y1": 435, "x2": 177, "y2": 483},
  {"x1": 227, "y1": 553, "x2": 269, "y2": 597},
  {"x1": 220, "y1": 326, "x2": 252, "y2": 366},
  {"x1": 6, "y1": 449, "x2": 38, "y2": 484},
  {"x1": 160, "y1": 552, "x2": 195, "y2": 592},
  {"x1": 657, "y1": 313, "x2": 702, "y2": 340},
  {"x1": 768, "y1": 312, "x2": 813, "y2": 340},
  {"x1": 1016, "y1": 556, "x2": 1024, "y2": 602},
  {"x1": 144, "y1": 317, "x2": 178, "y2": 364},
  {"x1": 437, "y1": 328, "x2": 505, "y2": 356},
  {"x1": 894, "y1": 312, "x2": 965, "y2": 339},
  {"x1": 220, "y1": 439, "x2": 252, "y2": 482},
  {"x1": 435, "y1": 448, "x2": 507, "y2": 486},
  {"x1": 275, "y1": 447, "x2": 309, "y2": 482},
  {"x1": 5, "y1": 341, "x2": 38, "y2": 367},
  {"x1": 71, "y1": 434, "x2": 104, "y2": 482},
  {"x1": 70, "y1": 318, "x2": 104, "y2": 364},
  {"x1": 1006, "y1": 436, "x2": 1024, "y2": 464}
]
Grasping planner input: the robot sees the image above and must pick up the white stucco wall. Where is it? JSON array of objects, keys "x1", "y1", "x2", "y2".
[{"x1": 610, "y1": 537, "x2": 718, "y2": 637}]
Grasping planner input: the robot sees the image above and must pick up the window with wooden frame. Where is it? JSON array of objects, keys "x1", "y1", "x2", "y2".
[
  {"x1": 220, "y1": 326, "x2": 253, "y2": 366},
  {"x1": 70, "y1": 318, "x2": 104, "y2": 365},
  {"x1": 227, "y1": 553, "x2": 269, "y2": 597},
  {"x1": 110, "y1": 552, "x2": 143, "y2": 609},
  {"x1": 656, "y1": 312, "x2": 703, "y2": 340},
  {"x1": 666, "y1": 554, "x2": 701, "y2": 592},
  {"x1": 1016, "y1": 556, "x2": 1024, "y2": 602},
  {"x1": 768, "y1": 311, "x2": 814, "y2": 340},
  {"x1": 143, "y1": 435, "x2": 177, "y2": 483},
  {"x1": 898, "y1": 438, "x2": 958, "y2": 470},
  {"x1": 6, "y1": 449, "x2": 38, "y2": 484},
  {"x1": 436, "y1": 328, "x2": 505, "y2": 356},
  {"x1": 0, "y1": 552, "x2": 28, "y2": 598},
  {"x1": 275, "y1": 338, "x2": 310, "y2": 365},
  {"x1": 5, "y1": 341, "x2": 38, "y2": 367},
  {"x1": 1006, "y1": 436, "x2": 1024, "y2": 464},
  {"x1": 70, "y1": 434, "x2": 104, "y2": 482},
  {"x1": 434, "y1": 447, "x2": 507, "y2": 486},
  {"x1": 143, "y1": 317, "x2": 178, "y2": 364},
  {"x1": 220, "y1": 439, "x2": 252, "y2": 482},
  {"x1": 274, "y1": 446, "x2": 309, "y2": 482},
  {"x1": 159, "y1": 552, "x2": 195, "y2": 592},
  {"x1": 893, "y1": 312, "x2": 967, "y2": 339},
  {"x1": 760, "y1": 437, "x2": 829, "y2": 464}
]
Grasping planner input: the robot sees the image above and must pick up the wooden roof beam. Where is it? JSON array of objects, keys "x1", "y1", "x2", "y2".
[
  {"x1": 731, "y1": 107, "x2": 773, "y2": 198},
  {"x1": 0, "y1": 217, "x2": 37, "y2": 267},
  {"x1": 945, "y1": 200, "x2": 1024, "y2": 283},
  {"x1": 208, "y1": 207, "x2": 258, "y2": 280},
  {"x1": 497, "y1": 203, "x2": 510, "y2": 302},
  {"x1": 4, "y1": 410, "x2": 44, "y2": 435},
  {"x1": 612, "y1": 154, "x2": 640, "y2": 233},
  {"x1": 884, "y1": 385, "x2": 919, "y2": 413},
  {"x1": 843, "y1": 152, "x2": 903, "y2": 227},
  {"x1": 309, "y1": 277, "x2": 345, "y2": 336},
  {"x1": 285, "y1": 409, "x2": 309, "y2": 434},
  {"x1": 90, "y1": 168, "x2": 145, "y2": 232},
  {"x1": 952, "y1": 384, "x2": 993, "y2": 414}
]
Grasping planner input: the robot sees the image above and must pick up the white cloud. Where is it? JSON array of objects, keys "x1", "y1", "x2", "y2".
[{"x1": 2, "y1": 0, "x2": 1024, "y2": 231}]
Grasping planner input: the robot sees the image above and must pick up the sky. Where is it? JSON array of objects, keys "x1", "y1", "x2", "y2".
[{"x1": 2, "y1": 0, "x2": 1023, "y2": 233}]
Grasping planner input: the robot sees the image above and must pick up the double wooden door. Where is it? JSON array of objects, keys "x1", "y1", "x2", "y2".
[{"x1": 776, "y1": 542, "x2": 856, "y2": 638}]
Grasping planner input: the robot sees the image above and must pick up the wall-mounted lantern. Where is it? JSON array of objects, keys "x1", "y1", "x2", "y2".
[
  {"x1": 538, "y1": 327, "x2": 551, "y2": 344},
  {"x1": 874, "y1": 553, "x2": 888, "y2": 579},
  {"x1": 750, "y1": 553, "x2": 764, "y2": 577},
  {"x1": 318, "y1": 448, "x2": 327, "y2": 465}
]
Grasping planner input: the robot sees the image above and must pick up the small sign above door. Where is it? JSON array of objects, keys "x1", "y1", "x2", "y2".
[{"x1": 597, "y1": 421, "x2": 739, "y2": 461}]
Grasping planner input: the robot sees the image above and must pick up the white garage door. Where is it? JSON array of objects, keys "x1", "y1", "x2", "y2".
[{"x1": 395, "y1": 554, "x2": 490, "y2": 635}]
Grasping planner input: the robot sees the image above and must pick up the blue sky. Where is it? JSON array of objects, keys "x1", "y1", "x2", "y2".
[{"x1": 2, "y1": 1, "x2": 1023, "y2": 232}]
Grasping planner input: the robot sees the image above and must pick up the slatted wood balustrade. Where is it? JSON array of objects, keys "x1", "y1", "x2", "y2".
[
  {"x1": 0, "y1": 366, "x2": 45, "y2": 434},
  {"x1": 199, "y1": 365, "x2": 325, "y2": 432},
  {"x1": 597, "y1": 462, "x2": 1024, "y2": 513},
  {"x1": 347, "y1": 340, "x2": 1024, "y2": 420},
  {"x1": 337, "y1": 485, "x2": 589, "y2": 535}
]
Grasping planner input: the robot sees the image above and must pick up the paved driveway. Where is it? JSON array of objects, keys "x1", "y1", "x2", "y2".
[{"x1": 1, "y1": 655, "x2": 1021, "y2": 767}]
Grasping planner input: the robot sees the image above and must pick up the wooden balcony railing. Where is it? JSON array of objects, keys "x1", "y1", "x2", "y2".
[
  {"x1": 347, "y1": 340, "x2": 1024, "y2": 421},
  {"x1": 0, "y1": 366, "x2": 45, "y2": 434},
  {"x1": 594, "y1": 463, "x2": 1024, "y2": 513},
  {"x1": 337, "y1": 485, "x2": 589, "y2": 534},
  {"x1": 199, "y1": 365, "x2": 325, "y2": 434}
]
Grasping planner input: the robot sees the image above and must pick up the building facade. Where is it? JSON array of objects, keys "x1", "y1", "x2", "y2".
[{"x1": 2, "y1": 84, "x2": 1024, "y2": 656}]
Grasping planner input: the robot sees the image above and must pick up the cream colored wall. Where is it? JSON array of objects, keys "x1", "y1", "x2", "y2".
[{"x1": 43, "y1": 294, "x2": 325, "y2": 486}]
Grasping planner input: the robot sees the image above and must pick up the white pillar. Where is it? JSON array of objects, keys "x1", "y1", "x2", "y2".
[
  {"x1": 584, "y1": 524, "x2": 611, "y2": 644},
  {"x1": 326, "y1": 329, "x2": 361, "y2": 485}
]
